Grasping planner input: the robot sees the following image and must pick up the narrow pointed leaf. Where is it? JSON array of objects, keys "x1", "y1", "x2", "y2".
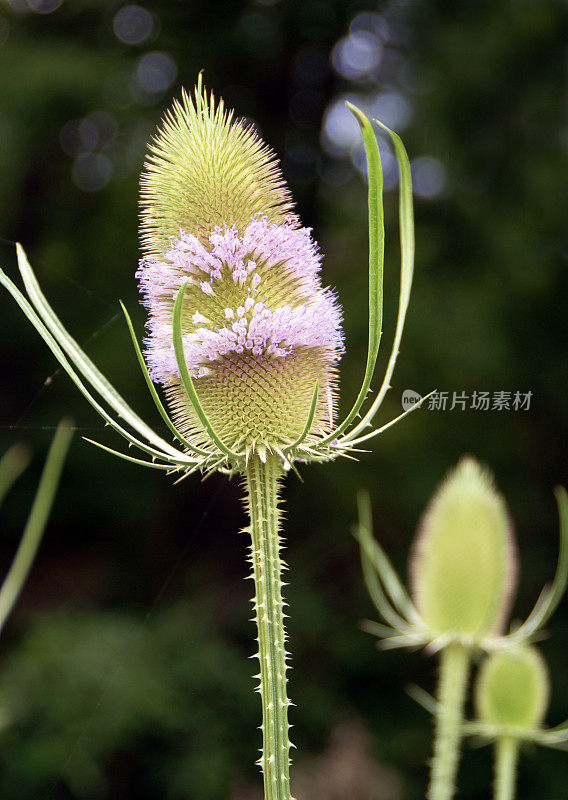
[
  {"x1": 0, "y1": 445, "x2": 31, "y2": 510},
  {"x1": 357, "y1": 490, "x2": 416, "y2": 620},
  {"x1": 320, "y1": 103, "x2": 384, "y2": 444},
  {"x1": 83, "y1": 438, "x2": 178, "y2": 471},
  {"x1": 0, "y1": 267, "x2": 192, "y2": 465},
  {"x1": 15, "y1": 244, "x2": 188, "y2": 462},
  {"x1": 343, "y1": 120, "x2": 415, "y2": 441},
  {"x1": 120, "y1": 302, "x2": 210, "y2": 458},
  {"x1": 407, "y1": 684, "x2": 440, "y2": 715},
  {"x1": 356, "y1": 490, "x2": 412, "y2": 630},
  {"x1": 513, "y1": 486, "x2": 568, "y2": 639},
  {"x1": 340, "y1": 389, "x2": 436, "y2": 447},
  {"x1": 0, "y1": 420, "x2": 73, "y2": 634}
]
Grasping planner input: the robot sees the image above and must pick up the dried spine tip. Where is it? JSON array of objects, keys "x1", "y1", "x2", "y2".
[{"x1": 410, "y1": 456, "x2": 517, "y2": 640}]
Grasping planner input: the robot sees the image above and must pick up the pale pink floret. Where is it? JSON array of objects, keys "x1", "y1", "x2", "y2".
[{"x1": 137, "y1": 216, "x2": 343, "y2": 384}]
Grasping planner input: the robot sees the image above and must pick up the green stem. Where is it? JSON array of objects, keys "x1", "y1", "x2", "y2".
[
  {"x1": 428, "y1": 643, "x2": 470, "y2": 800},
  {"x1": 494, "y1": 737, "x2": 519, "y2": 800},
  {"x1": 244, "y1": 456, "x2": 293, "y2": 800}
]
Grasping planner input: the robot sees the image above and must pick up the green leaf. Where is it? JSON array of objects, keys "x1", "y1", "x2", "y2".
[
  {"x1": 0, "y1": 444, "x2": 31, "y2": 510},
  {"x1": 0, "y1": 252, "x2": 193, "y2": 467},
  {"x1": 0, "y1": 420, "x2": 73, "y2": 635},
  {"x1": 285, "y1": 381, "x2": 319, "y2": 452},
  {"x1": 356, "y1": 490, "x2": 412, "y2": 631},
  {"x1": 320, "y1": 103, "x2": 384, "y2": 444},
  {"x1": 343, "y1": 119, "x2": 415, "y2": 442}
]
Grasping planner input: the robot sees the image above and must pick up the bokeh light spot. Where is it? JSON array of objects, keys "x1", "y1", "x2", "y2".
[
  {"x1": 350, "y1": 11, "x2": 389, "y2": 40},
  {"x1": 27, "y1": 0, "x2": 63, "y2": 13},
  {"x1": 411, "y1": 157, "x2": 447, "y2": 199},
  {"x1": 135, "y1": 51, "x2": 177, "y2": 94},
  {"x1": 113, "y1": 5, "x2": 154, "y2": 45},
  {"x1": 332, "y1": 31, "x2": 382, "y2": 81},
  {"x1": 60, "y1": 119, "x2": 98, "y2": 157},
  {"x1": 367, "y1": 91, "x2": 412, "y2": 132},
  {"x1": 72, "y1": 154, "x2": 112, "y2": 192},
  {"x1": 321, "y1": 96, "x2": 362, "y2": 154}
]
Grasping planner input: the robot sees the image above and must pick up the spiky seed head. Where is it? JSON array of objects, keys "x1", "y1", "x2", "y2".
[
  {"x1": 140, "y1": 74, "x2": 292, "y2": 257},
  {"x1": 138, "y1": 80, "x2": 344, "y2": 459},
  {"x1": 475, "y1": 646, "x2": 550, "y2": 731},
  {"x1": 409, "y1": 456, "x2": 517, "y2": 641}
]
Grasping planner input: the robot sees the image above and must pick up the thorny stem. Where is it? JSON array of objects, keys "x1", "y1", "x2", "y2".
[
  {"x1": 493, "y1": 737, "x2": 519, "y2": 800},
  {"x1": 428, "y1": 643, "x2": 470, "y2": 800},
  {"x1": 244, "y1": 455, "x2": 293, "y2": 800}
]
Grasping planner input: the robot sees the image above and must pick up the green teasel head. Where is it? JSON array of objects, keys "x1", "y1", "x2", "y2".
[
  {"x1": 140, "y1": 74, "x2": 293, "y2": 256},
  {"x1": 475, "y1": 646, "x2": 550, "y2": 732},
  {"x1": 410, "y1": 457, "x2": 517, "y2": 642}
]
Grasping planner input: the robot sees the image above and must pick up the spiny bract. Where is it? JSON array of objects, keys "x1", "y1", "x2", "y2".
[{"x1": 138, "y1": 79, "x2": 344, "y2": 460}]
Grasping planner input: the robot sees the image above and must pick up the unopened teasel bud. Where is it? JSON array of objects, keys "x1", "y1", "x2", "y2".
[
  {"x1": 475, "y1": 646, "x2": 550, "y2": 731},
  {"x1": 409, "y1": 457, "x2": 517, "y2": 641}
]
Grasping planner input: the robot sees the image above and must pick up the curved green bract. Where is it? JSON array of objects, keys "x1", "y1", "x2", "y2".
[
  {"x1": 342, "y1": 120, "x2": 415, "y2": 443},
  {"x1": 356, "y1": 490, "x2": 415, "y2": 631},
  {"x1": 15, "y1": 245, "x2": 191, "y2": 463},
  {"x1": 0, "y1": 444, "x2": 31, "y2": 510},
  {"x1": 0, "y1": 264, "x2": 192, "y2": 468},
  {"x1": 320, "y1": 103, "x2": 384, "y2": 445},
  {"x1": 172, "y1": 281, "x2": 241, "y2": 461},
  {"x1": 120, "y1": 302, "x2": 210, "y2": 459},
  {"x1": 285, "y1": 381, "x2": 319, "y2": 452}
]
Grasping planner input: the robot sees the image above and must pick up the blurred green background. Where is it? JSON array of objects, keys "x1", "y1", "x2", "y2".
[{"x1": 0, "y1": 0, "x2": 567, "y2": 797}]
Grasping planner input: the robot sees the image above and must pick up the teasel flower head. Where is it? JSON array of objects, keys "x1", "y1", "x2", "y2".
[
  {"x1": 136, "y1": 80, "x2": 344, "y2": 460},
  {"x1": 1, "y1": 75, "x2": 420, "y2": 479},
  {"x1": 357, "y1": 463, "x2": 568, "y2": 654}
]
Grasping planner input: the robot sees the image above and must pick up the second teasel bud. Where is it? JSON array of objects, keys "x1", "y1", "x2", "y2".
[
  {"x1": 409, "y1": 456, "x2": 517, "y2": 643},
  {"x1": 475, "y1": 646, "x2": 550, "y2": 732}
]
